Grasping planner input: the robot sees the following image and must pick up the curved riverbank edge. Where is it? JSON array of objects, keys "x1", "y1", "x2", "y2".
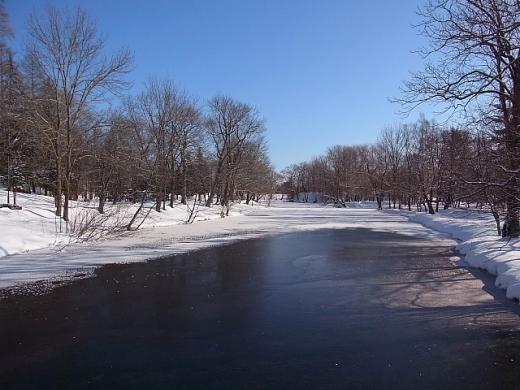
[{"x1": 388, "y1": 208, "x2": 520, "y2": 301}]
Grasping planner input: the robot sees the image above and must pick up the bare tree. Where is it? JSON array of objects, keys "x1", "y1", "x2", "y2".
[
  {"x1": 0, "y1": 1, "x2": 22, "y2": 207},
  {"x1": 26, "y1": 6, "x2": 131, "y2": 222},
  {"x1": 131, "y1": 79, "x2": 177, "y2": 212},
  {"x1": 204, "y1": 96, "x2": 264, "y2": 213},
  {"x1": 378, "y1": 125, "x2": 408, "y2": 208},
  {"x1": 170, "y1": 93, "x2": 202, "y2": 205}
]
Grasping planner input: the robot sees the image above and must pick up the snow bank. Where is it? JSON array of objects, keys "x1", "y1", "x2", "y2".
[
  {"x1": 0, "y1": 191, "x2": 71, "y2": 257},
  {"x1": 0, "y1": 190, "x2": 240, "y2": 258},
  {"x1": 393, "y1": 208, "x2": 520, "y2": 301},
  {"x1": 344, "y1": 201, "x2": 378, "y2": 209}
]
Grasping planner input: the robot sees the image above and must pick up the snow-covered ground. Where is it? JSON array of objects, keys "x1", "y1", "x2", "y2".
[
  {"x1": 0, "y1": 193, "x2": 455, "y2": 290},
  {"x1": 390, "y1": 208, "x2": 520, "y2": 301},
  {"x1": 0, "y1": 190, "x2": 239, "y2": 258}
]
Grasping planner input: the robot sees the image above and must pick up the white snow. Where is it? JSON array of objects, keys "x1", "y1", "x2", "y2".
[
  {"x1": 0, "y1": 190, "x2": 238, "y2": 257},
  {"x1": 0, "y1": 191, "x2": 70, "y2": 256},
  {"x1": 391, "y1": 208, "x2": 520, "y2": 301},
  {"x1": 0, "y1": 193, "x2": 455, "y2": 290}
]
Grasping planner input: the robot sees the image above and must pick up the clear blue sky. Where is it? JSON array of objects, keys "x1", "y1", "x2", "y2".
[{"x1": 6, "y1": 0, "x2": 433, "y2": 170}]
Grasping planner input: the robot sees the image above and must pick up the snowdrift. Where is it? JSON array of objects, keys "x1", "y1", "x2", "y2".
[{"x1": 397, "y1": 209, "x2": 520, "y2": 301}]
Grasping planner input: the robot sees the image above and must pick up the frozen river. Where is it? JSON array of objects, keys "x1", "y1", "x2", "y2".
[{"x1": 2, "y1": 227, "x2": 520, "y2": 389}]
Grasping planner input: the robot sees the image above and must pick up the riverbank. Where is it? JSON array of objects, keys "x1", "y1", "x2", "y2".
[
  {"x1": 0, "y1": 190, "x2": 243, "y2": 258},
  {"x1": 390, "y1": 208, "x2": 520, "y2": 301}
]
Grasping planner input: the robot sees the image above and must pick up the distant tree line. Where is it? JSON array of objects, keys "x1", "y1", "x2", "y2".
[
  {"x1": 281, "y1": 117, "x2": 507, "y2": 233},
  {"x1": 0, "y1": 4, "x2": 276, "y2": 227}
]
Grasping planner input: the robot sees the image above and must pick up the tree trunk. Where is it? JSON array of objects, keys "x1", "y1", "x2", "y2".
[
  {"x1": 181, "y1": 167, "x2": 187, "y2": 205},
  {"x1": 63, "y1": 118, "x2": 72, "y2": 222},
  {"x1": 492, "y1": 209, "x2": 501, "y2": 236},
  {"x1": 376, "y1": 195, "x2": 382, "y2": 210},
  {"x1": 63, "y1": 183, "x2": 69, "y2": 222},
  {"x1": 424, "y1": 195, "x2": 435, "y2": 215},
  {"x1": 156, "y1": 191, "x2": 162, "y2": 212},
  {"x1": 55, "y1": 159, "x2": 62, "y2": 217},
  {"x1": 127, "y1": 192, "x2": 146, "y2": 231},
  {"x1": 112, "y1": 183, "x2": 119, "y2": 205},
  {"x1": 98, "y1": 192, "x2": 106, "y2": 214},
  {"x1": 162, "y1": 183, "x2": 167, "y2": 210},
  {"x1": 502, "y1": 61, "x2": 520, "y2": 236},
  {"x1": 504, "y1": 202, "x2": 520, "y2": 237},
  {"x1": 169, "y1": 176, "x2": 175, "y2": 208},
  {"x1": 221, "y1": 179, "x2": 230, "y2": 213},
  {"x1": 206, "y1": 160, "x2": 224, "y2": 207},
  {"x1": 444, "y1": 193, "x2": 452, "y2": 209}
]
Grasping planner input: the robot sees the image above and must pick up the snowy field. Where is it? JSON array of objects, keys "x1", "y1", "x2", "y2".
[
  {"x1": 0, "y1": 190, "x2": 242, "y2": 258},
  {"x1": 0, "y1": 193, "x2": 455, "y2": 291}
]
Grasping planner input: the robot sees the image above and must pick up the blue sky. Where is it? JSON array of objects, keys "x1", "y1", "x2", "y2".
[{"x1": 6, "y1": 0, "x2": 432, "y2": 169}]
